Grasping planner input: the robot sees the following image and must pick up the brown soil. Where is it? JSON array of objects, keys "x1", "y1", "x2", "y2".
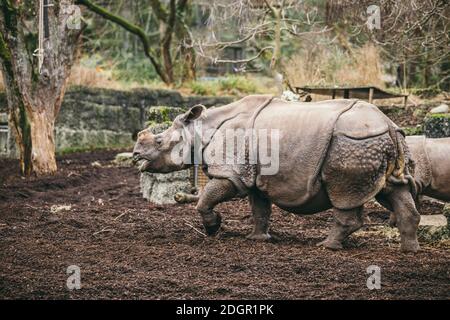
[{"x1": 0, "y1": 150, "x2": 448, "y2": 300}]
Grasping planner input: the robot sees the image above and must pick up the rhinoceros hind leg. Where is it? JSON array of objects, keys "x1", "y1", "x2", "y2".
[
  {"x1": 246, "y1": 189, "x2": 272, "y2": 241},
  {"x1": 375, "y1": 195, "x2": 397, "y2": 227},
  {"x1": 196, "y1": 178, "x2": 237, "y2": 236},
  {"x1": 385, "y1": 186, "x2": 420, "y2": 253},
  {"x1": 317, "y1": 206, "x2": 364, "y2": 250},
  {"x1": 388, "y1": 213, "x2": 397, "y2": 227}
]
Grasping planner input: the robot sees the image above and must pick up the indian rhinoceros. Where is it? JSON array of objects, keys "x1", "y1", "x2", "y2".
[
  {"x1": 133, "y1": 95, "x2": 420, "y2": 252},
  {"x1": 385, "y1": 136, "x2": 450, "y2": 227},
  {"x1": 406, "y1": 136, "x2": 450, "y2": 201}
]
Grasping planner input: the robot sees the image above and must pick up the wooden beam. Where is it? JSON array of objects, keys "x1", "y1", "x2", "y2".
[
  {"x1": 43, "y1": 0, "x2": 50, "y2": 39},
  {"x1": 368, "y1": 87, "x2": 374, "y2": 103}
]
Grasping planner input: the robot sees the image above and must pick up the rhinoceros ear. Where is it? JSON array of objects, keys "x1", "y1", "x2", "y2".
[{"x1": 181, "y1": 104, "x2": 206, "y2": 123}]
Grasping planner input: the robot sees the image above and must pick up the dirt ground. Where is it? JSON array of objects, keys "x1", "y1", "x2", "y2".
[{"x1": 0, "y1": 150, "x2": 448, "y2": 300}]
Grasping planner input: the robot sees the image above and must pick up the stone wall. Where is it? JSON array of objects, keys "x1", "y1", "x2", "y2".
[{"x1": 0, "y1": 86, "x2": 234, "y2": 158}]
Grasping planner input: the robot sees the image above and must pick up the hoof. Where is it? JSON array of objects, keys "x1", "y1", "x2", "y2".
[
  {"x1": 388, "y1": 214, "x2": 397, "y2": 227},
  {"x1": 389, "y1": 219, "x2": 397, "y2": 228},
  {"x1": 400, "y1": 241, "x2": 420, "y2": 253},
  {"x1": 203, "y1": 214, "x2": 222, "y2": 236},
  {"x1": 317, "y1": 239, "x2": 343, "y2": 250},
  {"x1": 246, "y1": 232, "x2": 271, "y2": 241}
]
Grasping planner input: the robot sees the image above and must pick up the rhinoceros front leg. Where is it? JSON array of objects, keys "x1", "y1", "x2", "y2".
[
  {"x1": 317, "y1": 206, "x2": 364, "y2": 250},
  {"x1": 246, "y1": 190, "x2": 272, "y2": 241},
  {"x1": 196, "y1": 178, "x2": 237, "y2": 236}
]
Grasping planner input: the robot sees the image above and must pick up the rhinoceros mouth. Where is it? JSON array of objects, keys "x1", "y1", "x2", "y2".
[{"x1": 137, "y1": 159, "x2": 151, "y2": 172}]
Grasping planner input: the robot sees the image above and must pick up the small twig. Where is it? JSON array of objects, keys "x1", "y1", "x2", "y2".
[
  {"x1": 24, "y1": 204, "x2": 39, "y2": 210},
  {"x1": 93, "y1": 227, "x2": 115, "y2": 235},
  {"x1": 113, "y1": 211, "x2": 128, "y2": 221},
  {"x1": 182, "y1": 218, "x2": 207, "y2": 237}
]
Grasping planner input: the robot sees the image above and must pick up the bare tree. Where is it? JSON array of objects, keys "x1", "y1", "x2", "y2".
[
  {"x1": 325, "y1": 0, "x2": 450, "y2": 90},
  {"x1": 189, "y1": 0, "x2": 331, "y2": 90},
  {"x1": 0, "y1": 0, "x2": 82, "y2": 175},
  {"x1": 76, "y1": 0, "x2": 196, "y2": 85}
]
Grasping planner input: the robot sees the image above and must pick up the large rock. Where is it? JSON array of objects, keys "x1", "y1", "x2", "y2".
[
  {"x1": 423, "y1": 113, "x2": 450, "y2": 138},
  {"x1": 429, "y1": 104, "x2": 449, "y2": 114},
  {"x1": 138, "y1": 121, "x2": 193, "y2": 204},
  {"x1": 419, "y1": 215, "x2": 447, "y2": 227},
  {"x1": 114, "y1": 152, "x2": 133, "y2": 166},
  {"x1": 418, "y1": 213, "x2": 449, "y2": 243},
  {"x1": 140, "y1": 170, "x2": 191, "y2": 204}
]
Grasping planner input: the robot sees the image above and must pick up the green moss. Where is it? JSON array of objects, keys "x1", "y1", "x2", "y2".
[
  {"x1": 418, "y1": 226, "x2": 450, "y2": 244},
  {"x1": 146, "y1": 106, "x2": 184, "y2": 124},
  {"x1": 1, "y1": 1, "x2": 18, "y2": 37},
  {"x1": 402, "y1": 125, "x2": 423, "y2": 136},
  {"x1": 0, "y1": 33, "x2": 13, "y2": 75},
  {"x1": 189, "y1": 81, "x2": 215, "y2": 96},
  {"x1": 0, "y1": 34, "x2": 32, "y2": 175},
  {"x1": 219, "y1": 76, "x2": 257, "y2": 94},
  {"x1": 444, "y1": 204, "x2": 450, "y2": 232},
  {"x1": 426, "y1": 113, "x2": 450, "y2": 119}
]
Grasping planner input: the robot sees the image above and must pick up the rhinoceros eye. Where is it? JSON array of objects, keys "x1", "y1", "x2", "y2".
[{"x1": 155, "y1": 136, "x2": 163, "y2": 146}]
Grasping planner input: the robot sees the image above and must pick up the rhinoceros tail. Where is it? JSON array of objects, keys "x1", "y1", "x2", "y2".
[{"x1": 387, "y1": 128, "x2": 418, "y2": 198}]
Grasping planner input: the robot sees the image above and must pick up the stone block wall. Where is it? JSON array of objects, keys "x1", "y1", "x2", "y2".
[{"x1": 0, "y1": 86, "x2": 234, "y2": 158}]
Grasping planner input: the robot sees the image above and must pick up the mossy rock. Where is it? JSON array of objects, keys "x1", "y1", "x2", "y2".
[
  {"x1": 443, "y1": 204, "x2": 450, "y2": 232},
  {"x1": 418, "y1": 225, "x2": 449, "y2": 244},
  {"x1": 423, "y1": 113, "x2": 450, "y2": 138},
  {"x1": 147, "y1": 122, "x2": 171, "y2": 135},
  {"x1": 146, "y1": 106, "x2": 186, "y2": 124},
  {"x1": 417, "y1": 212, "x2": 449, "y2": 244}
]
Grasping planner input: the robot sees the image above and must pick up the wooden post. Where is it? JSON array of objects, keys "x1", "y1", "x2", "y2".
[
  {"x1": 403, "y1": 95, "x2": 408, "y2": 108},
  {"x1": 368, "y1": 87, "x2": 374, "y2": 103},
  {"x1": 332, "y1": 89, "x2": 336, "y2": 99},
  {"x1": 344, "y1": 89, "x2": 349, "y2": 99}
]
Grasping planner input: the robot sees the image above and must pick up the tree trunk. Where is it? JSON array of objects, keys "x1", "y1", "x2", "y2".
[
  {"x1": 0, "y1": 0, "x2": 81, "y2": 176},
  {"x1": 29, "y1": 109, "x2": 57, "y2": 174}
]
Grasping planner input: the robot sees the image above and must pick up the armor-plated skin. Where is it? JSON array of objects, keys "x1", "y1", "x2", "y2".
[
  {"x1": 133, "y1": 96, "x2": 421, "y2": 252},
  {"x1": 406, "y1": 136, "x2": 450, "y2": 201}
]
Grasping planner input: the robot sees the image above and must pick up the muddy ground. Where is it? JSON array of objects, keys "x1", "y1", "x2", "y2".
[{"x1": 0, "y1": 150, "x2": 448, "y2": 300}]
